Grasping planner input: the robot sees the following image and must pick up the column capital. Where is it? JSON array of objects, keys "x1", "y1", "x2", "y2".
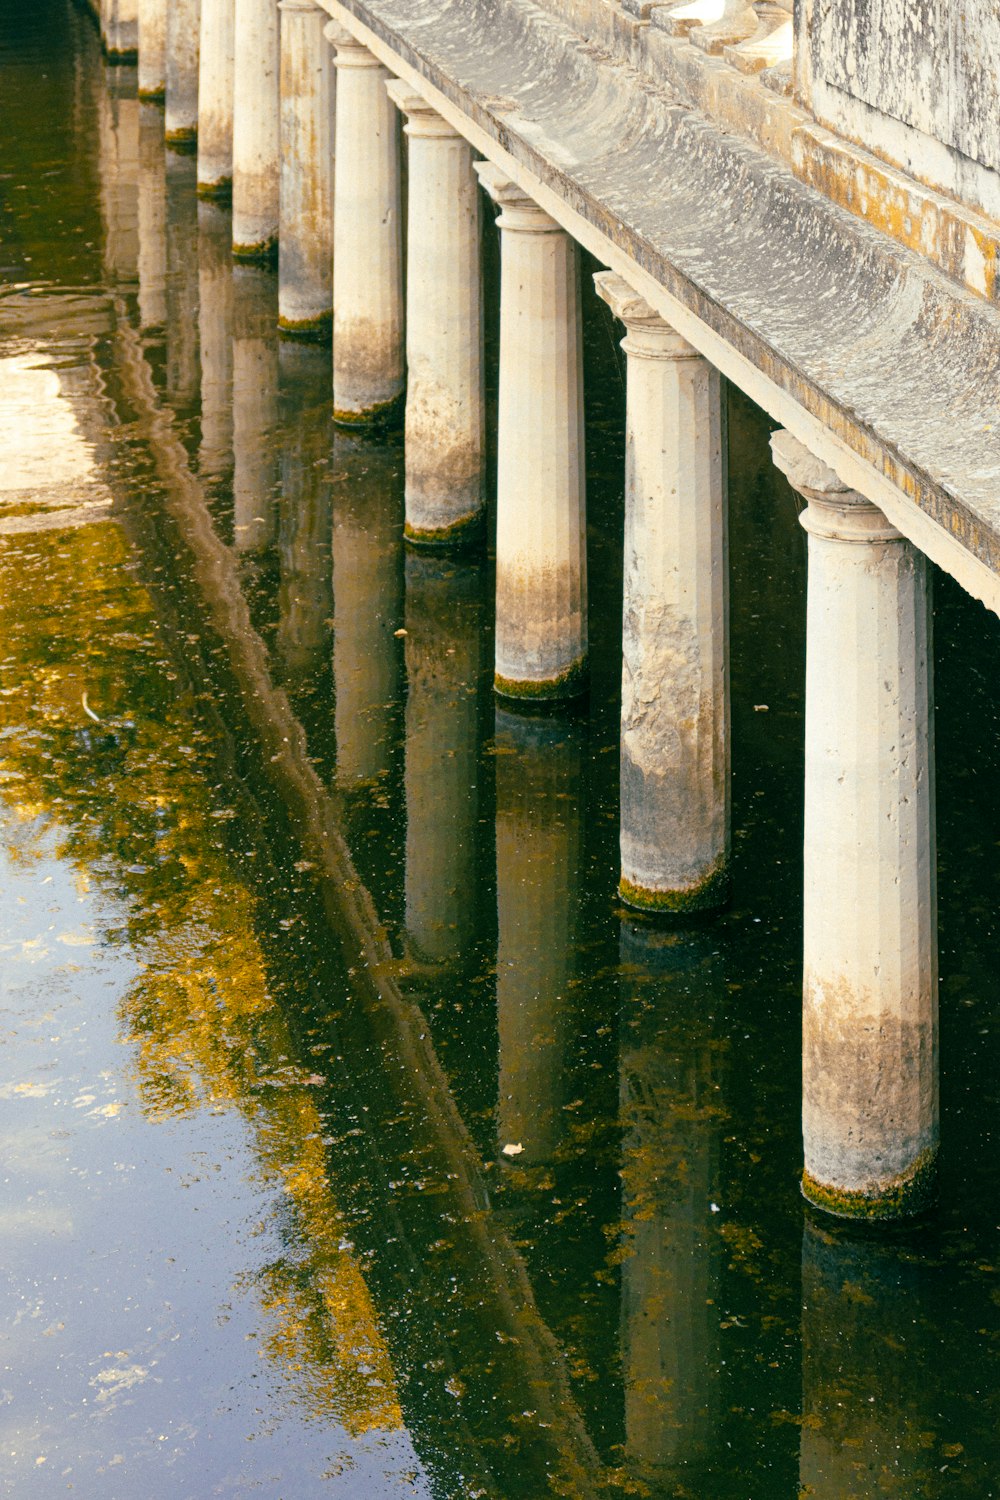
[
  {"x1": 770, "y1": 429, "x2": 901, "y2": 544},
  {"x1": 385, "y1": 79, "x2": 460, "y2": 138},
  {"x1": 278, "y1": 0, "x2": 321, "y2": 13},
  {"x1": 329, "y1": 28, "x2": 382, "y2": 66},
  {"x1": 475, "y1": 161, "x2": 559, "y2": 233},
  {"x1": 594, "y1": 270, "x2": 698, "y2": 360}
]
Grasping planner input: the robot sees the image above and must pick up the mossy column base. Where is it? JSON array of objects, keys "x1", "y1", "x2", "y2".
[
  {"x1": 277, "y1": 4, "x2": 335, "y2": 337},
  {"x1": 493, "y1": 656, "x2": 587, "y2": 706},
  {"x1": 331, "y1": 29, "x2": 405, "y2": 426},
  {"x1": 595, "y1": 272, "x2": 730, "y2": 917},
  {"x1": 165, "y1": 0, "x2": 199, "y2": 151},
  {"x1": 476, "y1": 163, "x2": 587, "y2": 705},
  {"x1": 101, "y1": 0, "x2": 138, "y2": 59},
  {"x1": 232, "y1": 0, "x2": 279, "y2": 265},
  {"x1": 196, "y1": 0, "x2": 234, "y2": 200},
  {"x1": 772, "y1": 429, "x2": 938, "y2": 1223},
  {"x1": 388, "y1": 84, "x2": 485, "y2": 550}
]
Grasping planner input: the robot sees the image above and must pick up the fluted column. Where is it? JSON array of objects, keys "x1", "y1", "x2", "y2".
[
  {"x1": 276, "y1": 2, "x2": 335, "y2": 336},
  {"x1": 771, "y1": 429, "x2": 937, "y2": 1220},
  {"x1": 387, "y1": 83, "x2": 484, "y2": 549},
  {"x1": 403, "y1": 554, "x2": 483, "y2": 965},
  {"x1": 232, "y1": 0, "x2": 280, "y2": 260},
  {"x1": 476, "y1": 164, "x2": 586, "y2": 703},
  {"x1": 595, "y1": 272, "x2": 729, "y2": 914},
  {"x1": 165, "y1": 0, "x2": 200, "y2": 151},
  {"x1": 197, "y1": 0, "x2": 235, "y2": 197},
  {"x1": 331, "y1": 29, "x2": 404, "y2": 424},
  {"x1": 495, "y1": 711, "x2": 583, "y2": 1167},
  {"x1": 137, "y1": 0, "x2": 166, "y2": 99}
]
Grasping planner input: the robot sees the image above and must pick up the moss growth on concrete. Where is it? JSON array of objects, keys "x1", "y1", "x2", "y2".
[
  {"x1": 105, "y1": 47, "x2": 138, "y2": 64},
  {"x1": 279, "y1": 310, "x2": 333, "y2": 343},
  {"x1": 232, "y1": 237, "x2": 278, "y2": 267},
  {"x1": 619, "y1": 861, "x2": 730, "y2": 917},
  {"x1": 165, "y1": 129, "x2": 198, "y2": 155},
  {"x1": 802, "y1": 1147, "x2": 938, "y2": 1221},
  {"x1": 494, "y1": 655, "x2": 587, "y2": 705},
  {"x1": 404, "y1": 509, "x2": 484, "y2": 553},
  {"x1": 333, "y1": 394, "x2": 404, "y2": 430},
  {"x1": 137, "y1": 88, "x2": 166, "y2": 103},
  {"x1": 196, "y1": 177, "x2": 233, "y2": 204}
]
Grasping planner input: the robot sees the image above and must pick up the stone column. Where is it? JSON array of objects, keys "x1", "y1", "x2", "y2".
[
  {"x1": 164, "y1": 0, "x2": 200, "y2": 151},
  {"x1": 137, "y1": 102, "x2": 168, "y2": 329},
  {"x1": 595, "y1": 272, "x2": 729, "y2": 914},
  {"x1": 495, "y1": 711, "x2": 583, "y2": 1168},
  {"x1": 387, "y1": 83, "x2": 485, "y2": 550},
  {"x1": 232, "y1": 267, "x2": 280, "y2": 555},
  {"x1": 771, "y1": 429, "x2": 937, "y2": 1220},
  {"x1": 232, "y1": 0, "x2": 280, "y2": 261},
  {"x1": 331, "y1": 29, "x2": 404, "y2": 424},
  {"x1": 277, "y1": 3, "x2": 335, "y2": 337},
  {"x1": 403, "y1": 554, "x2": 483, "y2": 965},
  {"x1": 197, "y1": 0, "x2": 235, "y2": 198},
  {"x1": 476, "y1": 163, "x2": 586, "y2": 703},
  {"x1": 137, "y1": 0, "x2": 166, "y2": 100},
  {"x1": 104, "y1": 0, "x2": 139, "y2": 60}
]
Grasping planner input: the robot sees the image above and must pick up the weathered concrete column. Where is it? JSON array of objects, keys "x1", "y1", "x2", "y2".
[
  {"x1": 232, "y1": 267, "x2": 280, "y2": 555},
  {"x1": 771, "y1": 429, "x2": 937, "y2": 1220},
  {"x1": 276, "y1": 3, "x2": 335, "y2": 337},
  {"x1": 106, "y1": 0, "x2": 139, "y2": 60},
  {"x1": 197, "y1": 199, "x2": 234, "y2": 491},
  {"x1": 596, "y1": 271, "x2": 729, "y2": 914},
  {"x1": 196, "y1": 0, "x2": 235, "y2": 198},
  {"x1": 137, "y1": 101, "x2": 168, "y2": 329},
  {"x1": 232, "y1": 0, "x2": 280, "y2": 260},
  {"x1": 495, "y1": 711, "x2": 583, "y2": 1168},
  {"x1": 331, "y1": 29, "x2": 404, "y2": 424},
  {"x1": 403, "y1": 554, "x2": 482, "y2": 965},
  {"x1": 331, "y1": 433, "x2": 403, "y2": 786},
  {"x1": 164, "y1": 0, "x2": 200, "y2": 151},
  {"x1": 387, "y1": 83, "x2": 485, "y2": 549},
  {"x1": 476, "y1": 163, "x2": 586, "y2": 703},
  {"x1": 137, "y1": 0, "x2": 166, "y2": 99}
]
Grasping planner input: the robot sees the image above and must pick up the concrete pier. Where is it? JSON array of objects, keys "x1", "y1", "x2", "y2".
[
  {"x1": 331, "y1": 29, "x2": 404, "y2": 424},
  {"x1": 277, "y1": 3, "x2": 335, "y2": 338},
  {"x1": 772, "y1": 429, "x2": 938, "y2": 1220},
  {"x1": 232, "y1": 0, "x2": 280, "y2": 261},
  {"x1": 477, "y1": 164, "x2": 587, "y2": 703},
  {"x1": 136, "y1": 0, "x2": 165, "y2": 99},
  {"x1": 164, "y1": 0, "x2": 199, "y2": 151},
  {"x1": 596, "y1": 272, "x2": 729, "y2": 915},
  {"x1": 196, "y1": 0, "x2": 234, "y2": 198},
  {"x1": 387, "y1": 84, "x2": 485, "y2": 550}
]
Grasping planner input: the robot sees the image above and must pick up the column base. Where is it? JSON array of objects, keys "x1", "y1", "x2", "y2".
[
  {"x1": 404, "y1": 509, "x2": 484, "y2": 553},
  {"x1": 619, "y1": 860, "x2": 730, "y2": 917},
  {"x1": 165, "y1": 129, "x2": 199, "y2": 155},
  {"x1": 138, "y1": 87, "x2": 166, "y2": 103},
  {"x1": 333, "y1": 393, "x2": 404, "y2": 430},
  {"x1": 197, "y1": 177, "x2": 233, "y2": 203},
  {"x1": 494, "y1": 656, "x2": 587, "y2": 706},
  {"x1": 233, "y1": 237, "x2": 278, "y2": 266},
  {"x1": 278, "y1": 310, "x2": 333, "y2": 343},
  {"x1": 104, "y1": 46, "x2": 139, "y2": 63},
  {"x1": 801, "y1": 1147, "x2": 938, "y2": 1222}
]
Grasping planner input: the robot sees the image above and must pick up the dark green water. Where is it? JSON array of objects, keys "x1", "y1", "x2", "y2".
[{"x1": 0, "y1": 3, "x2": 998, "y2": 1495}]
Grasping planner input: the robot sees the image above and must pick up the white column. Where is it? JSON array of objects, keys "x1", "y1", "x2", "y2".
[
  {"x1": 771, "y1": 429, "x2": 937, "y2": 1220},
  {"x1": 137, "y1": 101, "x2": 167, "y2": 328},
  {"x1": 164, "y1": 0, "x2": 200, "y2": 151},
  {"x1": 232, "y1": 267, "x2": 280, "y2": 555},
  {"x1": 197, "y1": 0, "x2": 235, "y2": 198},
  {"x1": 137, "y1": 0, "x2": 166, "y2": 100},
  {"x1": 232, "y1": 0, "x2": 280, "y2": 260},
  {"x1": 595, "y1": 272, "x2": 730, "y2": 914},
  {"x1": 387, "y1": 83, "x2": 485, "y2": 549},
  {"x1": 403, "y1": 555, "x2": 482, "y2": 965},
  {"x1": 495, "y1": 711, "x2": 583, "y2": 1168},
  {"x1": 476, "y1": 163, "x2": 586, "y2": 703},
  {"x1": 197, "y1": 199, "x2": 234, "y2": 491},
  {"x1": 331, "y1": 29, "x2": 404, "y2": 424},
  {"x1": 277, "y1": 3, "x2": 335, "y2": 336}
]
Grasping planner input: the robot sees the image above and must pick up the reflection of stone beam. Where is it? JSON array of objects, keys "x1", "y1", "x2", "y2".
[{"x1": 110, "y1": 308, "x2": 604, "y2": 1497}]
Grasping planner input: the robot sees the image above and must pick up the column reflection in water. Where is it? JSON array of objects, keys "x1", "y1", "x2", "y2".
[
  {"x1": 197, "y1": 198, "x2": 234, "y2": 493},
  {"x1": 276, "y1": 342, "x2": 333, "y2": 687},
  {"x1": 137, "y1": 101, "x2": 168, "y2": 331},
  {"x1": 331, "y1": 432, "x2": 403, "y2": 787},
  {"x1": 495, "y1": 710, "x2": 583, "y2": 1167},
  {"x1": 618, "y1": 919, "x2": 727, "y2": 1487},
  {"x1": 97, "y1": 64, "x2": 139, "y2": 282},
  {"x1": 403, "y1": 553, "x2": 482, "y2": 966},
  {"x1": 164, "y1": 149, "x2": 200, "y2": 409},
  {"x1": 231, "y1": 266, "x2": 280, "y2": 556},
  {"x1": 800, "y1": 1221, "x2": 935, "y2": 1499}
]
